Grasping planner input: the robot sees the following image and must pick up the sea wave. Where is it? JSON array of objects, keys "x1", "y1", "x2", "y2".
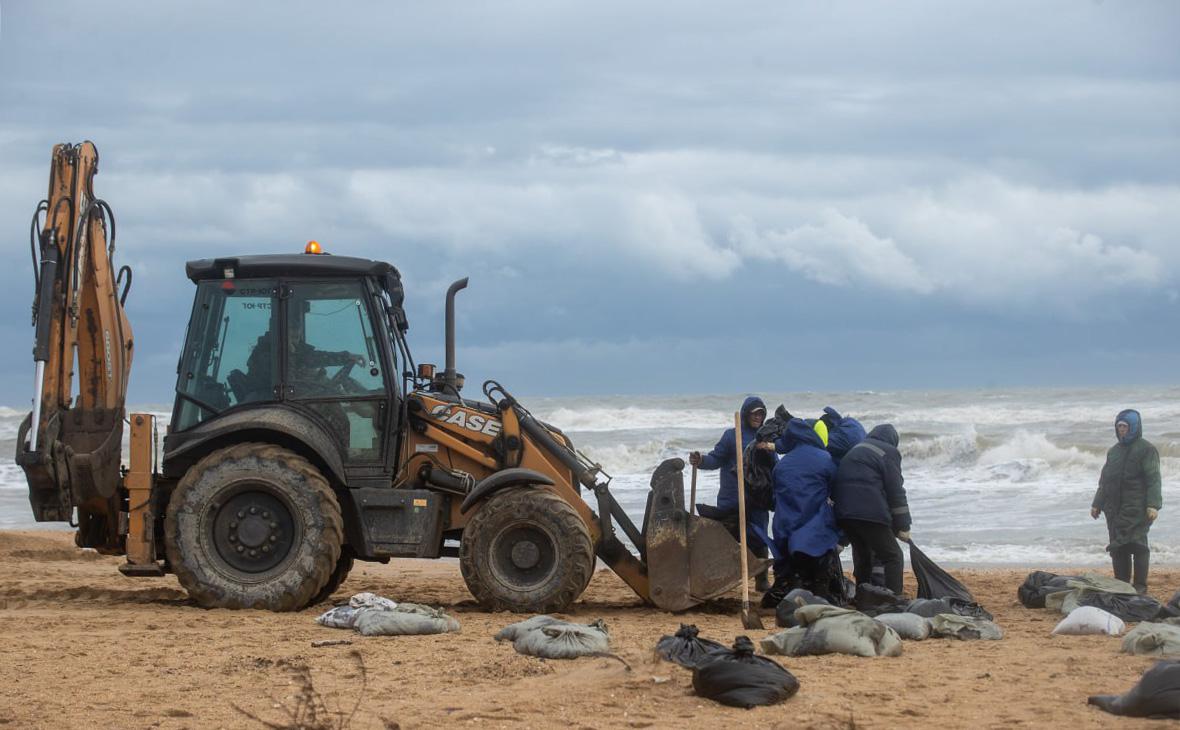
[{"x1": 541, "y1": 406, "x2": 729, "y2": 432}]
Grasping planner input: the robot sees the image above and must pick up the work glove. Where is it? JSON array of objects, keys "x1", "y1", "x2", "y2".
[
  {"x1": 1090, "y1": 507, "x2": 1101, "y2": 520},
  {"x1": 756, "y1": 441, "x2": 776, "y2": 451},
  {"x1": 1147, "y1": 507, "x2": 1159, "y2": 523},
  {"x1": 895, "y1": 530, "x2": 911, "y2": 542},
  {"x1": 688, "y1": 451, "x2": 702, "y2": 467}
]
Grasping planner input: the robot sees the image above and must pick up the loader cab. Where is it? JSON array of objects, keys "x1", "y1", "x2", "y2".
[{"x1": 164, "y1": 254, "x2": 409, "y2": 486}]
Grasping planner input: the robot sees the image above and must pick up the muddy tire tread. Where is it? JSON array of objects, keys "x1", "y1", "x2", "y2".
[
  {"x1": 459, "y1": 488, "x2": 594, "y2": 613},
  {"x1": 164, "y1": 442, "x2": 342, "y2": 611}
]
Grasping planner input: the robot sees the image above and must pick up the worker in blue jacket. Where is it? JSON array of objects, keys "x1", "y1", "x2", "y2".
[
  {"x1": 819, "y1": 406, "x2": 867, "y2": 465},
  {"x1": 771, "y1": 417, "x2": 841, "y2": 599},
  {"x1": 690, "y1": 396, "x2": 772, "y2": 591}
]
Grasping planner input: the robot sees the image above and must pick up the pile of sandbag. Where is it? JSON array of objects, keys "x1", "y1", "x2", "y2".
[
  {"x1": 1121, "y1": 622, "x2": 1180, "y2": 659},
  {"x1": 905, "y1": 597, "x2": 993, "y2": 622},
  {"x1": 692, "y1": 636, "x2": 800, "y2": 708},
  {"x1": 1018, "y1": 571, "x2": 1080, "y2": 609},
  {"x1": 1028, "y1": 572, "x2": 1169, "y2": 623},
  {"x1": 874, "y1": 612, "x2": 931, "y2": 641},
  {"x1": 929, "y1": 614, "x2": 1003, "y2": 641},
  {"x1": 315, "y1": 592, "x2": 460, "y2": 636},
  {"x1": 495, "y1": 615, "x2": 611, "y2": 660},
  {"x1": 852, "y1": 584, "x2": 993, "y2": 622},
  {"x1": 774, "y1": 588, "x2": 832, "y2": 628},
  {"x1": 1088, "y1": 660, "x2": 1180, "y2": 719},
  {"x1": 761, "y1": 605, "x2": 903, "y2": 657}
]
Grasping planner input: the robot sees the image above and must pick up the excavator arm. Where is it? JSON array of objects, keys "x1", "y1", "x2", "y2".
[{"x1": 17, "y1": 142, "x2": 135, "y2": 552}]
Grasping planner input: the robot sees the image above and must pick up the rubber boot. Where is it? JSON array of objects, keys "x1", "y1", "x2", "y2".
[
  {"x1": 1132, "y1": 545, "x2": 1149, "y2": 595},
  {"x1": 755, "y1": 570, "x2": 771, "y2": 594}
]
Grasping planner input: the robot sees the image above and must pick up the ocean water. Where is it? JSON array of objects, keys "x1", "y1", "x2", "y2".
[{"x1": 2, "y1": 386, "x2": 1177, "y2": 567}]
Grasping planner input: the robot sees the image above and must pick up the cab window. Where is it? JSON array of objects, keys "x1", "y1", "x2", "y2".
[{"x1": 174, "y1": 279, "x2": 278, "y2": 431}]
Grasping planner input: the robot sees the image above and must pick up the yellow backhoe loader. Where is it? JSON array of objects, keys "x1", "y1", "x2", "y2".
[{"x1": 17, "y1": 142, "x2": 763, "y2": 612}]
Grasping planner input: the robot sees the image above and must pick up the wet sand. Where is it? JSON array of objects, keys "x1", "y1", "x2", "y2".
[{"x1": 0, "y1": 529, "x2": 1174, "y2": 729}]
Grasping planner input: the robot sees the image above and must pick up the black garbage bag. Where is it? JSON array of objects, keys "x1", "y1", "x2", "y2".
[
  {"x1": 1161, "y1": 590, "x2": 1180, "y2": 620},
  {"x1": 742, "y1": 440, "x2": 776, "y2": 512},
  {"x1": 774, "y1": 589, "x2": 831, "y2": 628},
  {"x1": 1017, "y1": 571, "x2": 1080, "y2": 609},
  {"x1": 1078, "y1": 591, "x2": 1166, "y2": 623},
  {"x1": 655, "y1": 624, "x2": 727, "y2": 669},
  {"x1": 905, "y1": 597, "x2": 994, "y2": 622},
  {"x1": 853, "y1": 583, "x2": 910, "y2": 616},
  {"x1": 692, "y1": 636, "x2": 800, "y2": 709},
  {"x1": 741, "y1": 405, "x2": 790, "y2": 512},
  {"x1": 909, "y1": 541, "x2": 974, "y2": 602},
  {"x1": 759, "y1": 406, "x2": 792, "y2": 443},
  {"x1": 1088, "y1": 660, "x2": 1180, "y2": 719}
]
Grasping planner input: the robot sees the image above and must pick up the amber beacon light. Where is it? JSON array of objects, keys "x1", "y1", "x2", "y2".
[{"x1": 305, "y1": 240, "x2": 324, "y2": 255}]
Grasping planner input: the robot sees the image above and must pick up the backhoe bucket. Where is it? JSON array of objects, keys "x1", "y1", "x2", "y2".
[{"x1": 643, "y1": 458, "x2": 771, "y2": 611}]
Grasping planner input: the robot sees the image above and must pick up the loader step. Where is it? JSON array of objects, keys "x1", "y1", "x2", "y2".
[{"x1": 117, "y1": 561, "x2": 166, "y2": 577}]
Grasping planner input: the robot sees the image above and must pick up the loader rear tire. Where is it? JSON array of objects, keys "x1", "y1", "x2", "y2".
[
  {"x1": 460, "y1": 487, "x2": 594, "y2": 613},
  {"x1": 164, "y1": 443, "x2": 342, "y2": 611},
  {"x1": 310, "y1": 548, "x2": 355, "y2": 605}
]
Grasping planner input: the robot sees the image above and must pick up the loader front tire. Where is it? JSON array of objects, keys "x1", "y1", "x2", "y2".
[
  {"x1": 460, "y1": 488, "x2": 594, "y2": 613},
  {"x1": 164, "y1": 443, "x2": 342, "y2": 611}
]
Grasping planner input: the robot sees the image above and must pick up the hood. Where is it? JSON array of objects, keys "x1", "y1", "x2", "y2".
[
  {"x1": 740, "y1": 396, "x2": 767, "y2": 427},
  {"x1": 821, "y1": 406, "x2": 842, "y2": 428},
  {"x1": 785, "y1": 417, "x2": 826, "y2": 449},
  {"x1": 1115, "y1": 409, "x2": 1142, "y2": 444},
  {"x1": 868, "y1": 423, "x2": 899, "y2": 447}
]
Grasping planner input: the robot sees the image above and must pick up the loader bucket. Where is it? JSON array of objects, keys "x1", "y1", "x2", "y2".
[{"x1": 643, "y1": 458, "x2": 771, "y2": 611}]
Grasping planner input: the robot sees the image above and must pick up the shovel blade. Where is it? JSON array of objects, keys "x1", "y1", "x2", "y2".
[
  {"x1": 741, "y1": 602, "x2": 765, "y2": 630},
  {"x1": 644, "y1": 458, "x2": 767, "y2": 611}
]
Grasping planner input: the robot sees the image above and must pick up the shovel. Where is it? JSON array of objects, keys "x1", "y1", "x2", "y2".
[
  {"x1": 689, "y1": 463, "x2": 698, "y2": 516},
  {"x1": 734, "y1": 411, "x2": 764, "y2": 630}
]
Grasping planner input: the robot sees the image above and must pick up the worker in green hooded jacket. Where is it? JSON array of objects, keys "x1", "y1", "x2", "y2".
[{"x1": 1091, "y1": 409, "x2": 1162, "y2": 594}]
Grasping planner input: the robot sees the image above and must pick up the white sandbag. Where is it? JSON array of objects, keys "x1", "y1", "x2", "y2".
[
  {"x1": 874, "y1": 612, "x2": 931, "y2": 641},
  {"x1": 349, "y1": 592, "x2": 398, "y2": 611},
  {"x1": 316, "y1": 605, "x2": 362, "y2": 629},
  {"x1": 353, "y1": 603, "x2": 461, "y2": 636},
  {"x1": 317, "y1": 591, "x2": 400, "y2": 629},
  {"x1": 761, "y1": 605, "x2": 903, "y2": 658},
  {"x1": 1052, "y1": 606, "x2": 1125, "y2": 636},
  {"x1": 510, "y1": 619, "x2": 611, "y2": 659},
  {"x1": 929, "y1": 613, "x2": 1003, "y2": 640},
  {"x1": 494, "y1": 615, "x2": 563, "y2": 643}
]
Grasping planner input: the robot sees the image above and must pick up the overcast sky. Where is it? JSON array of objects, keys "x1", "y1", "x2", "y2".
[{"x1": 0, "y1": 1, "x2": 1177, "y2": 406}]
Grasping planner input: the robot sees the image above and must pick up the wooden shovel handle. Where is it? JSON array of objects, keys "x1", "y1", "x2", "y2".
[{"x1": 734, "y1": 411, "x2": 751, "y2": 608}]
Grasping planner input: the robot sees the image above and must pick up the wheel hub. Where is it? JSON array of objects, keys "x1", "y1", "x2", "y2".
[
  {"x1": 490, "y1": 523, "x2": 558, "y2": 590},
  {"x1": 510, "y1": 539, "x2": 541, "y2": 570},
  {"x1": 210, "y1": 486, "x2": 296, "y2": 575}
]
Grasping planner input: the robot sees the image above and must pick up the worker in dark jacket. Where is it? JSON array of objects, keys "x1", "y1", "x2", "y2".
[
  {"x1": 1092, "y1": 409, "x2": 1162, "y2": 594},
  {"x1": 831, "y1": 424, "x2": 910, "y2": 594},
  {"x1": 771, "y1": 418, "x2": 839, "y2": 598},
  {"x1": 690, "y1": 396, "x2": 772, "y2": 590}
]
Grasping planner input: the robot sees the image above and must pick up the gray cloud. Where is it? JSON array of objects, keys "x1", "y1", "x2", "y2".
[{"x1": 0, "y1": 0, "x2": 1177, "y2": 401}]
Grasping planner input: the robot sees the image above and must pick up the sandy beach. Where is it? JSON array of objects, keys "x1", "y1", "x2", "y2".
[{"x1": 0, "y1": 529, "x2": 1174, "y2": 729}]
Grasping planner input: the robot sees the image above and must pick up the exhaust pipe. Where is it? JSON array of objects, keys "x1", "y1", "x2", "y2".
[{"x1": 443, "y1": 277, "x2": 469, "y2": 392}]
